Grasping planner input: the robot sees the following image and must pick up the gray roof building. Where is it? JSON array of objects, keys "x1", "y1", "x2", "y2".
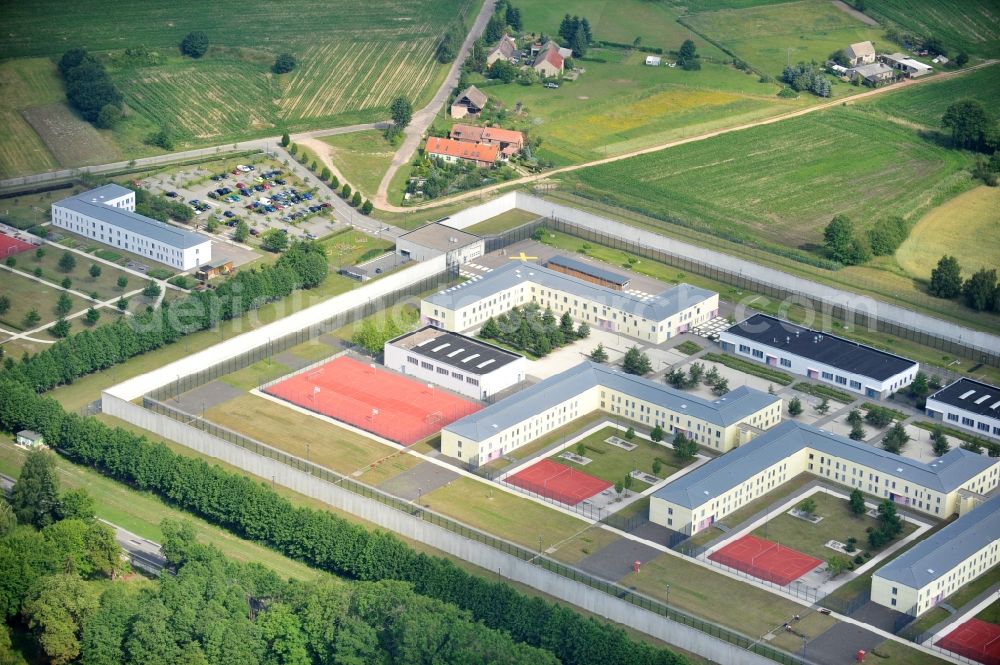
[
  {"x1": 927, "y1": 378, "x2": 1000, "y2": 419},
  {"x1": 426, "y1": 261, "x2": 715, "y2": 322},
  {"x1": 545, "y1": 254, "x2": 630, "y2": 287},
  {"x1": 54, "y1": 185, "x2": 208, "y2": 250},
  {"x1": 444, "y1": 361, "x2": 778, "y2": 442},
  {"x1": 653, "y1": 420, "x2": 997, "y2": 509},
  {"x1": 387, "y1": 326, "x2": 522, "y2": 375},
  {"x1": 397, "y1": 223, "x2": 481, "y2": 254},
  {"x1": 875, "y1": 493, "x2": 1000, "y2": 589}
]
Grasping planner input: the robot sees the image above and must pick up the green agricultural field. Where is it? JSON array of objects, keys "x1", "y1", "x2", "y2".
[
  {"x1": 862, "y1": 0, "x2": 1000, "y2": 58},
  {"x1": 551, "y1": 426, "x2": 692, "y2": 491},
  {"x1": 682, "y1": 0, "x2": 885, "y2": 76},
  {"x1": 484, "y1": 47, "x2": 797, "y2": 165},
  {"x1": 560, "y1": 105, "x2": 973, "y2": 252},
  {"x1": 0, "y1": 0, "x2": 476, "y2": 171},
  {"x1": 866, "y1": 65, "x2": 1000, "y2": 128},
  {"x1": 321, "y1": 130, "x2": 397, "y2": 198},
  {"x1": 896, "y1": 186, "x2": 1000, "y2": 282},
  {"x1": 0, "y1": 58, "x2": 62, "y2": 177}
]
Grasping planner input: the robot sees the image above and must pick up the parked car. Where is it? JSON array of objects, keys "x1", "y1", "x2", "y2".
[
  {"x1": 544, "y1": 82, "x2": 560, "y2": 89},
  {"x1": 165, "y1": 191, "x2": 178, "y2": 198},
  {"x1": 223, "y1": 210, "x2": 235, "y2": 218},
  {"x1": 249, "y1": 228, "x2": 260, "y2": 236},
  {"x1": 305, "y1": 232, "x2": 317, "y2": 240}
]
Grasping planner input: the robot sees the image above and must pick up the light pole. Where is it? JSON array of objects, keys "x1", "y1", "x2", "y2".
[
  {"x1": 665, "y1": 584, "x2": 670, "y2": 610},
  {"x1": 306, "y1": 442, "x2": 311, "y2": 462},
  {"x1": 417, "y1": 487, "x2": 423, "y2": 506},
  {"x1": 538, "y1": 535, "x2": 543, "y2": 555}
]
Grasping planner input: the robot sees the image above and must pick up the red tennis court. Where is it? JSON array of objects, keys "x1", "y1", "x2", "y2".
[
  {"x1": 0, "y1": 233, "x2": 34, "y2": 256},
  {"x1": 936, "y1": 619, "x2": 1000, "y2": 665},
  {"x1": 505, "y1": 459, "x2": 611, "y2": 506},
  {"x1": 263, "y1": 356, "x2": 481, "y2": 445},
  {"x1": 709, "y1": 534, "x2": 821, "y2": 586}
]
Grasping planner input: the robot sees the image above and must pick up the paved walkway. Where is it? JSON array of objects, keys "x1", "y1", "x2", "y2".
[{"x1": 373, "y1": 0, "x2": 497, "y2": 206}]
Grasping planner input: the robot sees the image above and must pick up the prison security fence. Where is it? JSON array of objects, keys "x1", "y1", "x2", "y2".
[
  {"x1": 146, "y1": 271, "x2": 450, "y2": 402},
  {"x1": 477, "y1": 205, "x2": 999, "y2": 369},
  {"x1": 140, "y1": 396, "x2": 814, "y2": 665}
]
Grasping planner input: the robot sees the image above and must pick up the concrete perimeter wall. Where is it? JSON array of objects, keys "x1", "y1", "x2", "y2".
[
  {"x1": 104, "y1": 255, "x2": 447, "y2": 403},
  {"x1": 439, "y1": 193, "x2": 1000, "y2": 364},
  {"x1": 103, "y1": 392, "x2": 776, "y2": 665}
]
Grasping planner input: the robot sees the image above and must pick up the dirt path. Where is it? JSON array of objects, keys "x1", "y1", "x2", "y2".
[
  {"x1": 374, "y1": 61, "x2": 996, "y2": 214},
  {"x1": 295, "y1": 137, "x2": 351, "y2": 193},
  {"x1": 831, "y1": 0, "x2": 879, "y2": 26},
  {"x1": 373, "y1": 0, "x2": 497, "y2": 207}
]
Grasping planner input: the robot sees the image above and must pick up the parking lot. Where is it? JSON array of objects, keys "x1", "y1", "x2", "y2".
[{"x1": 139, "y1": 158, "x2": 342, "y2": 244}]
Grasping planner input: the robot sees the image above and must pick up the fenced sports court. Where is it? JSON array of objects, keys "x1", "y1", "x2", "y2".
[
  {"x1": 708, "y1": 534, "x2": 821, "y2": 586},
  {"x1": 936, "y1": 618, "x2": 1000, "y2": 665},
  {"x1": 0, "y1": 233, "x2": 34, "y2": 256},
  {"x1": 263, "y1": 356, "x2": 481, "y2": 445},
  {"x1": 505, "y1": 459, "x2": 611, "y2": 506}
]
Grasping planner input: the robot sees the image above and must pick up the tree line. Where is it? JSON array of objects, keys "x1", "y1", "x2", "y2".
[
  {"x1": 928, "y1": 254, "x2": 1000, "y2": 313},
  {"x1": 0, "y1": 379, "x2": 687, "y2": 665},
  {"x1": 479, "y1": 303, "x2": 590, "y2": 357},
  {"x1": 58, "y1": 48, "x2": 124, "y2": 129},
  {"x1": 1, "y1": 242, "x2": 328, "y2": 393}
]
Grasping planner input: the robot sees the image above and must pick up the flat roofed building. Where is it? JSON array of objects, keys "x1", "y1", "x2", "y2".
[
  {"x1": 849, "y1": 62, "x2": 895, "y2": 84},
  {"x1": 926, "y1": 378, "x2": 1000, "y2": 440},
  {"x1": 423, "y1": 261, "x2": 718, "y2": 344},
  {"x1": 441, "y1": 361, "x2": 781, "y2": 467},
  {"x1": 545, "y1": 254, "x2": 631, "y2": 290},
  {"x1": 384, "y1": 325, "x2": 525, "y2": 400},
  {"x1": 872, "y1": 493, "x2": 1000, "y2": 616},
  {"x1": 52, "y1": 184, "x2": 211, "y2": 270},
  {"x1": 650, "y1": 421, "x2": 998, "y2": 535},
  {"x1": 396, "y1": 223, "x2": 484, "y2": 268},
  {"x1": 720, "y1": 314, "x2": 919, "y2": 398},
  {"x1": 879, "y1": 53, "x2": 933, "y2": 77}
]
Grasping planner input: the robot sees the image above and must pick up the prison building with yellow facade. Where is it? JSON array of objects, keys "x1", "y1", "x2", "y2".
[
  {"x1": 440, "y1": 361, "x2": 781, "y2": 468},
  {"x1": 650, "y1": 420, "x2": 999, "y2": 535},
  {"x1": 872, "y1": 493, "x2": 1000, "y2": 616},
  {"x1": 421, "y1": 260, "x2": 718, "y2": 344}
]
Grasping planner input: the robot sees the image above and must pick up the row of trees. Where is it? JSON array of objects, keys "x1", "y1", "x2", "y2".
[
  {"x1": 665, "y1": 362, "x2": 729, "y2": 396},
  {"x1": 822, "y1": 214, "x2": 911, "y2": 266},
  {"x1": 0, "y1": 379, "x2": 687, "y2": 665},
  {"x1": 479, "y1": 304, "x2": 590, "y2": 357},
  {"x1": 283, "y1": 138, "x2": 374, "y2": 215},
  {"x1": 929, "y1": 255, "x2": 1000, "y2": 312},
  {"x1": 58, "y1": 48, "x2": 123, "y2": 129},
  {"x1": 1, "y1": 242, "x2": 328, "y2": 393}
]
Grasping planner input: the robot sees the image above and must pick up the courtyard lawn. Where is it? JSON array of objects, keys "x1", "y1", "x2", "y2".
[
  {"x1": 0, "y1": 268, "x2": 90, "y2": 331},
  {"x1": 751, "y1": 492, "x2": 919, "y2": 562},
  {"x1": 319, "y1": 228, "x2": 394, "y2": 268},
  {"x1": 205, "y1": 393, "x2": 402, "y2": 476},
  {"x1": 480, "y1": 413, "x2": 608, "y2": 475},
  {"x1": 321, "y1": 130, "x2": 396, "y2": 198},
  {"x1": 551, "y1": 426, "x2": 693, "y2": 491},
  {"x1": 466, "y1": 209, "x2": 540, "y2": 235},
  {"x1": 0, "y1": 441, "x2": 320, "y2": 580},
  {"x1": 420, "y1": 476, "x2": 592, "y2": 550},
  {"x1": 896, "y1": 186, "x2": 1000, "y2": 282},
  {"x1": 21, "y1": 247, "x2": 146, "y2": 301},
  {"x1": 976, "y1": 600, "x2": 1000, "y2": 624}
]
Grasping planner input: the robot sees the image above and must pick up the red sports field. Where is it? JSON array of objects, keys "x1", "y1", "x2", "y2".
[
  {"x1": 0, "y1": 233, "x2": 34, "y2": 256},
  {"x1": 709, "y1": 534, "x2": 821, "y2": 586},
  {"x1": 505, "y1": 459, "x2": 611, "y2": 506},
  {"x1": 263, "y1": 356, "x2": 481, "y2": 445},
  {"x1": 936, "y1": 619, "x2": 1000, "y2": 665}
]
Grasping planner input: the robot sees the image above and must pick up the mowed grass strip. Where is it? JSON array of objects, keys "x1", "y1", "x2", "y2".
[
  {"x1": 0, "y1": 441, "x2": 320, "y2": 580},
  {"x1": 551, "y1": 426, "x2": 693, "y2": 491},
  {"x1": 466, "y1": 209, "x2": 541, "y2": 235},
  {"x1": 562, "y1": 106, "x2": 973, "y2": 250},
  {"x1": 896, "y1": 186, "x2": 1000, "y2": 281},
  {"x1": 751, "y1": 492, "x2": 918, "y2": 561},
  {"x1": 421, "y1": 476, "x2": 592, "y2": 550},
  {"x1": 206, "y1": 393, "x2": 400, "y2": 475},
  {"x1": 320, "y1": 130, "x2": 397, "y2": 198}
]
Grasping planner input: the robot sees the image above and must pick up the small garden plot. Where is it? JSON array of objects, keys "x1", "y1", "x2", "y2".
[
  {"x1": 558, "y1": 450, "x2": 592, "y2": 465},
  {"x1": 551, "y1": 426, "x2": 694, "y2": 492},
  {"x1": 605, "y1": 435, "x2": 637, "y2": 451}
]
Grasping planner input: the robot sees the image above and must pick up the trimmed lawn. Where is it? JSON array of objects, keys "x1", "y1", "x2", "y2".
[
  {"x1": 319, "y1": 228, "x2": 394, "y2": 268},
  {"x1": 219, "y1": 359, "x2": 292, "y2": 391},
  {"x1": 976, "y1": 600, "x2": 1000, "y2": 624},
  {"x1": 549, "y1": 526, "x2": 623, "y2": 565},
  {"x1": 902, "y1": 567, "x2": 1000, "y2": 639},
  {"x1": 551, "y1": 426, "x2": 693, "y2": 491},
  {"x1": 24, "y1": 245, "x2": 138, "y2": 300},
  {"x1": 466, "y1": 209, "x2": 540, "y2": 235},
  {"x1": 751, "y1": 492, "x2": 919, "y2": 562},
  {"x1": 0, "y1": 440, "x2": 319, "y2": 580},
  {"x1": 421, "y1": 476, "x2": 592, "y2": 550},
  {"x1": 205, "y1": 393, "x2": 401, "y2": 476},
  {"x1": 321, "y1": 130, "x2": 395, "y2": 198},
  {"x1": 480, "y1": 412, "x2": 607, "y2": 475},
  {"x1": 0, "y1": 268, "x2": 90, "y2": 331}
]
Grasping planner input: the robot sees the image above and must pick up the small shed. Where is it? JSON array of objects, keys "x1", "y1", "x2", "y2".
[
  {"x1": 16, "y1": 430, "x2": 44, "y2": 448},
  {"x1": 932, "y1": 55, "x2": 949, "y2": 65},
  {"x1": 645, "y1": 55, "x2": 662, "y2": 66},
  {"x1": 196, "y1": 260, "x2": 234, "y2": 281}
]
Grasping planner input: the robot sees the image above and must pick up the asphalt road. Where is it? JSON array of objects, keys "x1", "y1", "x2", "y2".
[{"x1": 0, "y1": 472, "x2": 166, "y2": 574}]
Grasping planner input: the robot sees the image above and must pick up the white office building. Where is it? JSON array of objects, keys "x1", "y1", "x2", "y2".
[
  {"x1": 384, "y1": 326, "x2": 525, "y2": 400},
  {"x1": 720, "y1": 314, "x2": 919, "y2": 398},
  {"x1": 51, "y1": 184, "x2": 211, "y2": 271},
  {"x1": 926, "y1": 378, "x2": 1000, "y2": 440}
]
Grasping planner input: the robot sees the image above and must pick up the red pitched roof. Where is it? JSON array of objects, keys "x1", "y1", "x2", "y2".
[
  {"x1": 450, "y1": 124, "x2": 485, "y2": 143},
  {"x1": 534, "y1": 48, "x2": 564, "y2": 71},
  {"x1": 426, "y1": 137, "x2": 499, "y2": 163},
  {"x1": 482, "y1": 127, "x2": 524, "y2": 146}
]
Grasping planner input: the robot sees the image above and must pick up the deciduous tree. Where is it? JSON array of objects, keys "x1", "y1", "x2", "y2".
[{"x1": 180, "y1": 31, "x2": 209, "y2": 58}]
